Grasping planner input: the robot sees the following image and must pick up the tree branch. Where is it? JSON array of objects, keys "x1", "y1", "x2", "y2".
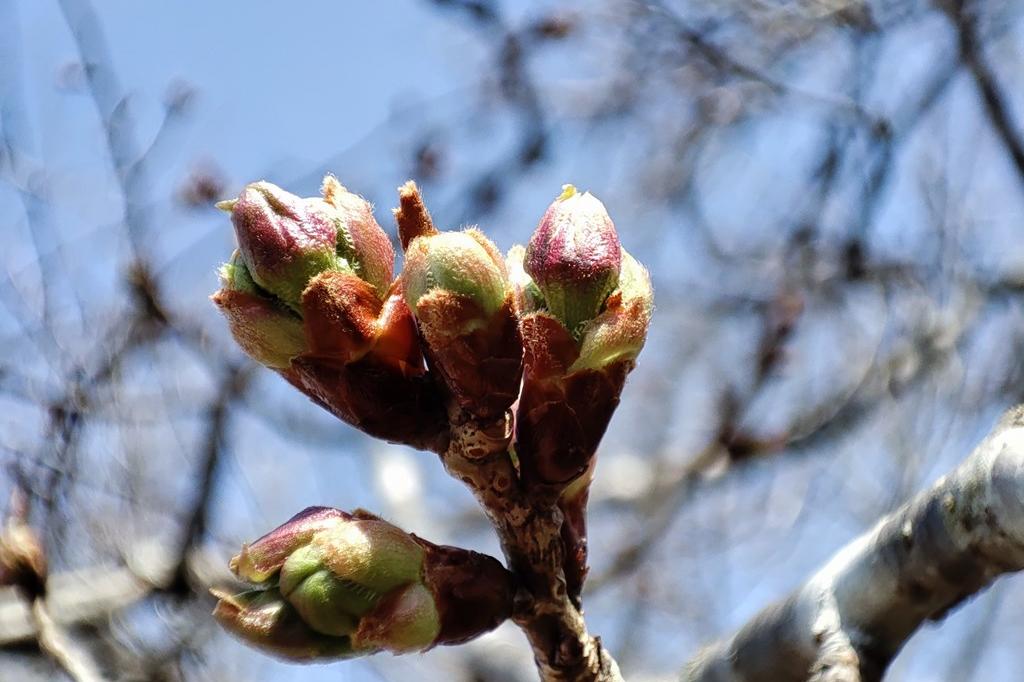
[
  {"x1": 946, "y1": 0, "x2": 1024, "y2": 188},
  {"x1": 0, "y1": 543, "x2": 231, "y2": 646},
  {"x1": 30, "y1": 597, "x2": 108, "y2": 682},
  {"x1": 440, "y1": 411, "x2": 622, "y2": 682},
  {"x1": 684, "y1": 405, "x2": 1024, "y2": 682}
]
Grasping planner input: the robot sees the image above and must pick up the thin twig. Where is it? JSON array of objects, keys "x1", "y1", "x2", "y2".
[{"x1": 30, "y1": 597, "x2": 108, "y2": 682}]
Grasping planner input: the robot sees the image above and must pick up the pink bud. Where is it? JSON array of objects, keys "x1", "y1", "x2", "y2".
[
  {"x1": 224, "y1": 181, "x2": 339, "y2": 310},
  {"x1": 525, "y1": 185, "x2": 622, "y2": 337}
]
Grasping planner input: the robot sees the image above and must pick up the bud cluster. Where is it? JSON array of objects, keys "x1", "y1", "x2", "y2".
[
  {"x1": 512, "y1": 185, "x2": 653, "y2": 487},
  {"x1": 211, "y1": 176, "x2": 652, "y2": 663},
  {"x1": 212, "y1": 177, "x2": 446, "y2": 449}
]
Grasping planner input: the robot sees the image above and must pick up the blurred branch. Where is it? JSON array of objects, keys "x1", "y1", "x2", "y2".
[
  {"x1": 29, "y1": 598, "x2": 107, "y2": 682},
  {"x1": 0, "y1": 542, "x2": 232, "y2": 647},
  {"x1": 684, "y1": 406, "x2": 1024, "y2": 682},
  {"x1": 56, "y1": 0, "x2": 153, "y2": 259},
  {"x1": 647, "y1": 0, "x2": 883, "y2": 129},
  {"x1": 168, "y1": 364, "x2": 252, "y2": 593},
  {"x1": 945, "y1": 0, "x2": 1024, "y2": 188}
]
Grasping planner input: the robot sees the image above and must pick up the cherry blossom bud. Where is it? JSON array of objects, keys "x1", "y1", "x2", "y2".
[
  {"x1": 402, "y1": 230, "x2": 507, "y2": 324},
  {"x1": 525, "y1": 185, "x2": 621, "y2": 337},
  {"x1": 211, "y1": 254, "x2": 306, "y2": 369},
  {"x1": 214, "y1": 507, "x2": 512, "y2": 661},
  {"x1": 221, "y1": 181, "x2": 340, "y2": 311},
  {"x1": 318, "y1": 175, "x2": 394, "y2": 298}
]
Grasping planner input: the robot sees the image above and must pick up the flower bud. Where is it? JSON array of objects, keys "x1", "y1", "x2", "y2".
[
  {"x1": 211, "y1": 254, "x2": 306, "y2": 369},
  {"x1": 222, "y1": 181, "x2": 341, "y2": 311},
  {"x1": 570, "y1": 249, "x2": 653, "y2": 372},
  {"x1": 514, "y1": 195, "x2": 652, "y2": 496},
  {"x1": 402, "y1": 229, "x2": 521, "y2": 419},
  {"x1": 402, "y1": 230, "x2": 507, "y2": 323},
  {"x1": 212, "y1": 588, "x2": 358, "y2": 661},
  {"x1": 214, "y1": 507, "x2": 512, "y2": 661},
  {"x1": 215, "y1": 179, "x2": 448, "y2": 449},
  {"x1": 318, "y1": 175, "x2": 395, "y2": 298},
  {"x1": 525, "y1": 185, "x2": 621, "y2": 337}
]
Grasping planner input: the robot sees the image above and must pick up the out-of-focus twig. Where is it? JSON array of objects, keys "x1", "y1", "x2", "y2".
[
  {"x1": 29, "y1": 598, "x2": 108, "y2": 682},
  {"x1": 945, "y1": 0, "x2": 1024, "y2": 188}
]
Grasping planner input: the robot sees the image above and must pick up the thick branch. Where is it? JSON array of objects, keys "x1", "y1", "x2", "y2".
[
  {"x1": 684, "y1": 406, "x2": 1024, "y2": 682},
  {"x1": 440, "y1": 413, "x2": 622, "y2": 682}
]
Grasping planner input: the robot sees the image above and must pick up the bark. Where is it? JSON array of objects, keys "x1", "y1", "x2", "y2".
[
  {"x1": 684, "y1": 406, "x2": 1024, "y2": 682},
  {"x1": 441, "y1": 410, "x2": 623, "y2": 682}
]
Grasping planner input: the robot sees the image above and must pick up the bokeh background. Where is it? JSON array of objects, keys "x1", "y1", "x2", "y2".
[{"x1": 3, "y1": 1, "x2": 1024, "y2": 680}]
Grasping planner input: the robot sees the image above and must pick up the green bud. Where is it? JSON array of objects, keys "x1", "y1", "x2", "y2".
[
  {"x1": 214, "y1": 507, "x2": 512, "y2": 661},
  {"x1": 218, "y1": 508, "x2": 433, "y2": 660},
  {"x1": 279, "y1": 545, "x2": 374, "y2": 636},
  {"x1": 354, "y1": 583, "x2": 441, "y2": 653},
  {"x1": 525, "y1": 185, "x2": 621, "y2": 337},
  {"x1": 569, "y1": 248, "x2": 653, "y2": 373},
  {"x1": 212, "y1": 588, "x2": 360, "y2": 661},
  {"x1": 402, "y1": 230, "x2": 507, "y2": 322},
  {"x1": 211, "y1": 253, "x2": 306, "y2": 369},
  {"x1": 317, "y1": 175, "x2": 395, "y2": 298}
]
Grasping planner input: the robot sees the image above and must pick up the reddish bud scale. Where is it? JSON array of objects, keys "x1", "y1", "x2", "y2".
[
  {"x1": 290, "y1": 355, "x2": 449, "y2": 452},
  {"x1": 513, "y1": 311, "x2": 634, "y2": 486},
  {"x1": 301, "y1": 271, "x2": 386, "y2": 364},
  {"x1": 393, "y1": 180, "x2": 439, "y2": 251},
  {"x1": 414, "y1": 294, "x2": 523, "y2": 420},
  {"x1": 291, "y1": 268, "x2": 441, "y2": 450},
  {"x1": 416, "y1": 538, "x2": 515, "y2": 645},
  {"x1": 515, "y1": 359, "x2": 630, "y2": 487}
]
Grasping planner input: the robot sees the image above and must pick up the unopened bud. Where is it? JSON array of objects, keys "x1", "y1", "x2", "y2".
[
  {"x1": 318, "y1": 175, "x2": 395, "y2": 298},
  {"x1": 212, "y1": 588, "x2": 358, "y2": 661},
  {"x1": 214, "y1": 507, "x2": 512, "y2": 661},
  {"x1": 525, "y1": 185, "x2": 621, "y2": 336},
  {"x1": 402, "y1": 228, "x2": 521, "y2": 419},
  {"x1": 402, "y1": 230, "x2": 507, "y2": 324},
  {"x1": 211, "y1": 254, "x2": 306, "y2": 369},
  {"x1": 226, "y1": 181, "x2": 341, "y2": 311},
  {"x1": 570, "y1": 249, "x2": 653, "y2": 372}
]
